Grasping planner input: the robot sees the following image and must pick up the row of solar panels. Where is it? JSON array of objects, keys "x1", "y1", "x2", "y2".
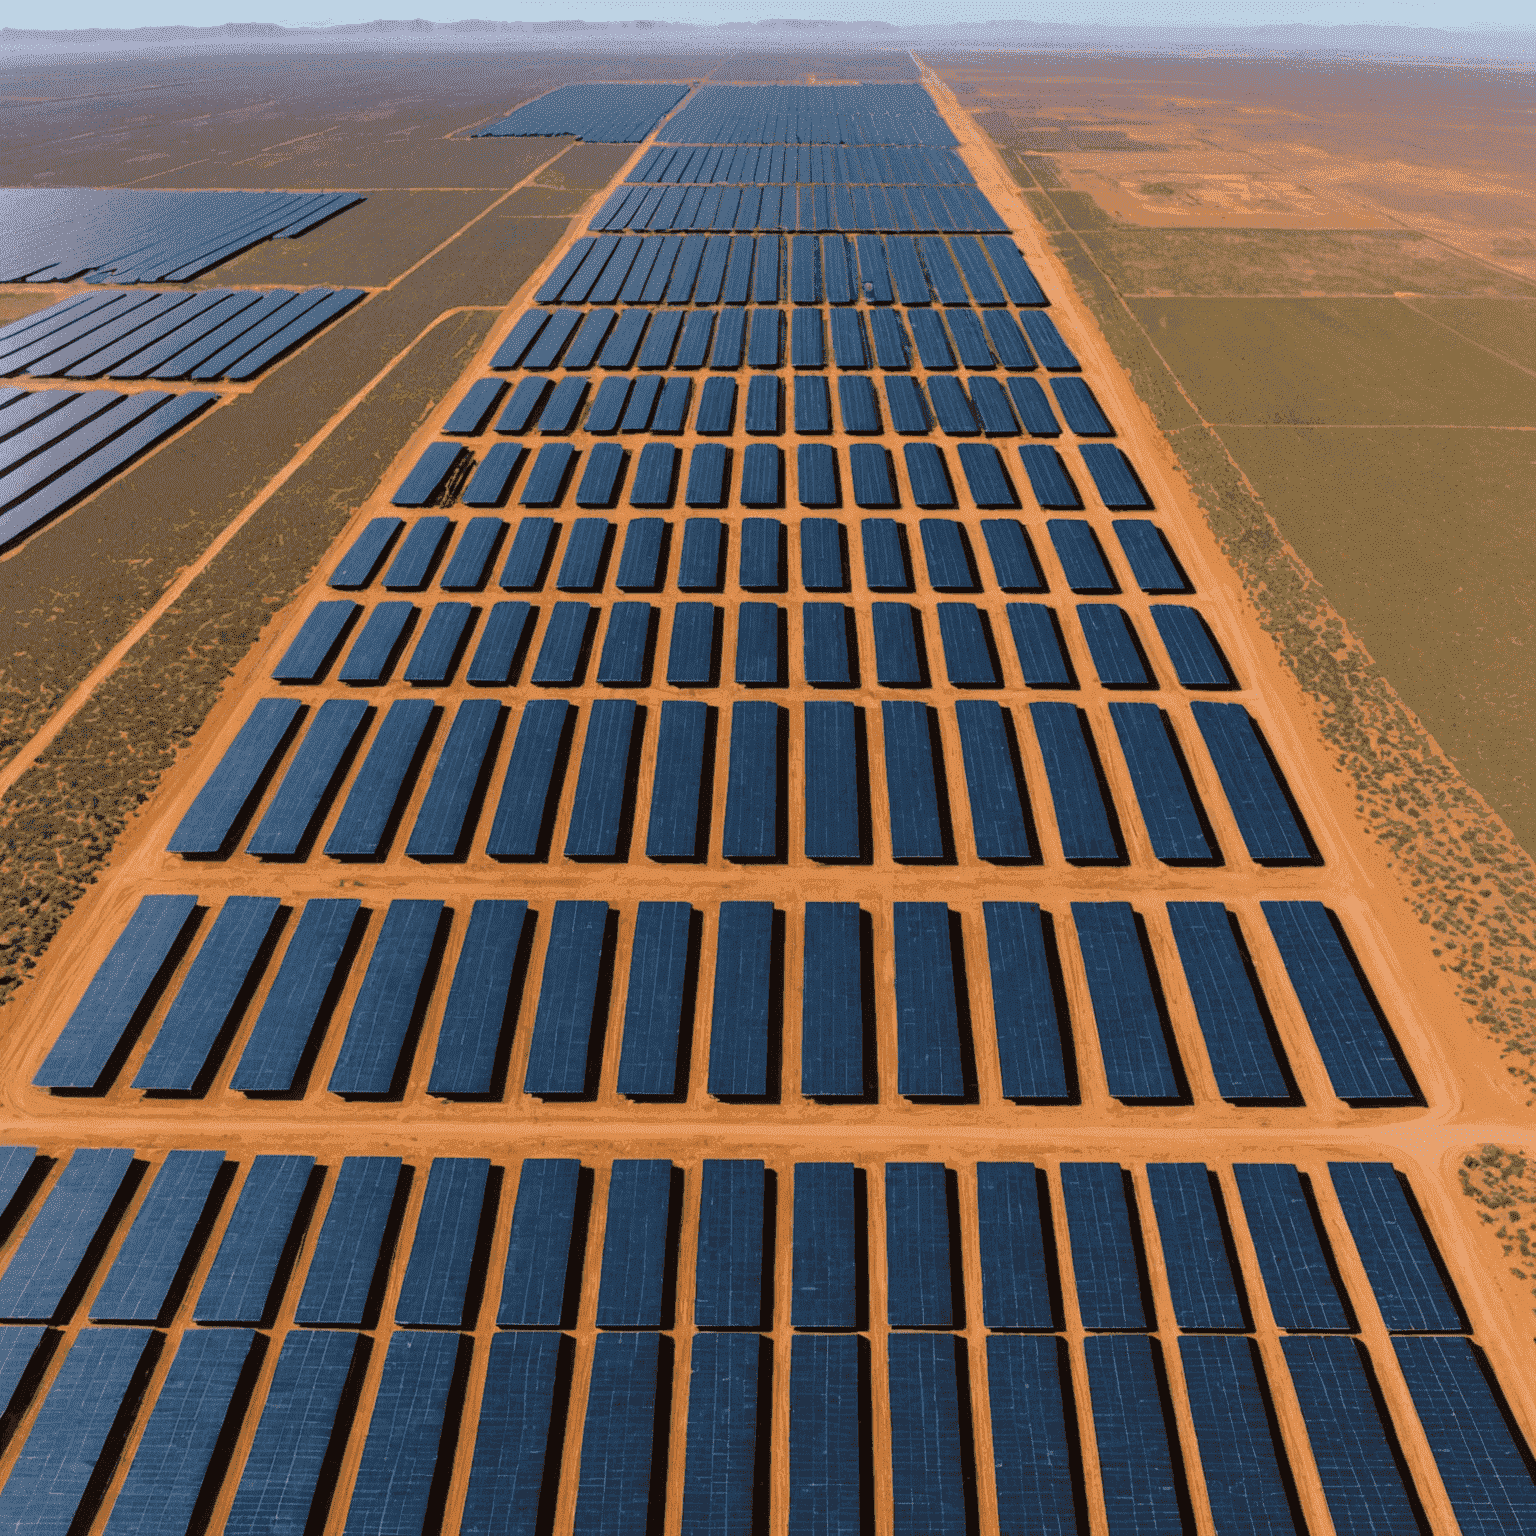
[
  {"x1": 392, "y1": 439, "x2": 1146, "y2": 520},
  {"x1": 0, "y1": 1320, "x2": 1524, "y2": 1536},
  {"x1": 538, "y1": 234, "x2": 1047, "y2": 308},
  {"x1": 625, "y1": 141, "x2": 976, "y2": 188},
  {"x1": 657, "y1": 84, "x2": 961, "y2": 146},
  {"x1": 0, "y1": 286, "x2": 363, "y2": 383},
  {"x1": 0, "y1": 187, "x2": 363, "y2": 284},
  {"x1": 0, "y1": 1149, "x2": 1463, "y2": 1335},
  {"x1": 273, "y1": 594, "x2": 1228, "y2": 692},
  {"x1": 0, "y1": 388, "x2": 216, "y2": 553},
  {"x1": 41, "y1": 893, "x2": 1400, "y2": 1104},
  {"x1": 328, "y1": 513, "x2": 1188, "y2": 597},
  {"x1": 475, "y1": 81, "x2": 691, "y2": 142}
]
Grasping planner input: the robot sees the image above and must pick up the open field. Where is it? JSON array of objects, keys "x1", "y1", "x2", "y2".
[{"x1": 0, "y1": 47, "x2": 1535, "y2": 1535}]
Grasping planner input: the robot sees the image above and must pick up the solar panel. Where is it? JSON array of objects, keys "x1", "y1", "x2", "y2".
[
  {"x1": 1081, "y1": 444, "x2": 1152, "y2": 509},
  {"x1": 957, "y1": 443, "x2": 1018, "y2": 508},
  {"x1": 574, "y1": 442, "x2": 624, "y2": 508},
  {"x1": 1280, "y1": 1336, "x2": 1422, "y2": 1536},
  {"x1": 916, "y1": 519, "x2": 973, "y2": 590},
  {"x1": 887, "y1": 1335, "x2": 967, "y2": 1536},
  {"x1": 1059, "y1": 1162, "x2": 1149, "y2": 1330},
  {"x1": 1004, "y1": 604, "x2": 1071, "y2": 686},
  {"x1": 486, "y1": 700, "x2": 572, "y2": 859},
  {"x1": 788, "y1": 1333, "x2": 863, "y2": 1536},
  {"x1": 530, "y1": 600, "x2": 593, "y2": 685},
  {"x1": 555, "y1": 518, "x2": 611, "y2": 591},
  {"x1": 981, "y1": 236, "x2": 1048, "y2": 303},
  {"x1": 1029, "y1": 703, "x2": 1119, "y2": 860},
  {"x1": 884, "y1": 377, "x2": 927, "y2": 434},
  {"x1": 848, "y1": 444, "x2": 896, "y2": 507},
  {"x1": 1107, "y1": 702, "x2": 1215, "y2": 862},
  {"x1": 975, "y1": 1162, "x2": 1055, "y2": 1328},
  {"x1": 1232, "y1": 1163, "x2": 1351, "y2": 1330},
  {"x1": 1145, "y1": 1163, "x2": 1247, "y2": 1330},
  {"x1": 936, "y1": 603, "x2": 998, "y2": 685},
  {"x1": 101, "y1": 1327, "x2": 256, "y2": 1536},
  {"x1": 1017, "y1": 445, "x2": 1080, "y2": 510},
  {"x1": 792, "y1": 1163, "x2": 859, "y2": 1329},
  {"x1": 336, "y1": 600, "x2": 413, "y2": 683},
  {"x1": 802, "y1": 902, "x2": 865, "y2": 1099},
  {"x1": 884, "y1": 1163, "x2": 954, "y2": 1327},
  {"x1": 595, "y1": 1160, "x2": 674, "y2": 1328},
  {"x1": 613, "y1": 518, "x2": 665, "y2": 590},
  {"x1": 193, "y1": 1153, "x2": 313, "y2": 1323},
  {"x1": 574, "y1": 1332, "x2": 665, "y2": 1534},
  {"x1": 682, "y1": 1333, "x2": 765, "y2": 1535},
  {"x1": 90, "y1": 1148, "x2": 224, "y2": 1321},
  {"x1": 272, "y1": 600, "x2": 358, "y2": 681},
  {"x1": 1328, "y1": 1163, "x2": 1463, "y2": 1331},
  {"x1": 1071, "y1": 902, "x2": 1180, "y2": 1101},
  {"x1": 597, "y1": 602, "x2": 653, "y2": 685},
  {"x1": 395, "y1": 1156, "x2": 491, "y2": 1328},
  {"x1": 1046, "y1": 520, "x2": 1114, "y2": 592},
  {"x1": 840, "y1": 377, "x2": 883, "y2": 436},
  {"x1": 741, "y1": 443, "x2": 783, "y2": 508},
  {"x1": 617, "y1": 902, "x2": 694, "y2": 1094},
  {"x1": 1078, "y1": 605, "x2": 1153, "y2": 687},
  {"x1": 294, "y1": 1156, "x2": 402, "y2": 1327},
  {"x1": 722, "y1": 701, "x2": 782, "y2": 860},
  {"x1": 391, "y1": 444, "x2": 464, "y2": 508},
  {"x1": 497, "y1": 1158, "x2": 582, "y2": 1328},
  {"x1": 892, "y1": 901, "x2": 965, "y2": 1098},
  {"x1": 695, "y1": 1160, "x2": 767, "y2": 1329},
  {"x1": 403, "y1": 600, "x2": 475, "y2": 684},
  {"x1": 0, "y1": 1327, "x2": 153, "y2": 1533},
  {"x1": 736, "y1": 601, "x2": 782, "y2": 685},
  {"x1": 792, "y1": 310, "x2": 826, "y2": 368},
  {"x1": 224, "y1": 1330, "x2": 363, "y2": 1536},
  {"x1": 585, "y1": 378, "x2": 630, "y2": 435},
  {"x1": 1261, "y1": 902, "x2": 1413, "y2": 1103},
  {"x1": 686, "y1": 445, "x2": 730, "y2": 508},
  {"x1": 985, "y1": 1335, "x2": 1078, "y2": 1533},
  {"x1": 324, "y1": 697, "x2": 435, "y2": 856},
  {"x1": 523, "y1": 901, "x2": 611, "y2": 1096},
  {"x1": 343, "y1": 1330, "x2": 461, "y2": 1536},
  {"x1": 968, "y1": 377, "x2": 1018, "y2": 434},
  {"x1": 646, "y1": 699, "x2": 709, "y2": 858},
  {"x1": 981, "y1": 902, "x2": 1071, "y2": 1100},
  {"x1": 860, "y1": 518, "x2": 910, "y2": 588},
  {"x1": 1179, "y1": 1336, "x2": 1300, "y2": 1535},
  {"x1": 953, "y1": 702, "x2": 1030, "y2": 860},
  {"x1": 1083, "y1": 1335, "x2": 1183, "y2": 1533},
  {"x1": 1114, "y1": 521, "x2": 1189, "y2": 592},
  {"x1": 797, "y1": 443, "x2": 837, "y2": 506},
  {"x1": 804, "y1": 701, "x2": 861, "y2": 860},
  {"x1": 496, "y1": 379, "x2": 551, "y2": 437},
  {"x1": 0, "y1": 1151, "x2": 36, "y2": 1229},
  {"x1": 461, "y1": 1332, "x2": 563, "y2": 1536},
  {"x1": 445, "y1": 377, "x2": 508, "y2": 436},
  {"x1": 799, "y1": 518, "x2": 844, "y2": 590},
  {"x1": 0, "y1": 1146, "x2": 134, "y2": 1319},
  {"x1": 133, "y1": 896, "x2": 280, "y2": 1089},
  {"x1": 1190, "y1": 703, "x2": 1313, "y2": 862},
  {"x1": 927, "y1": 376, "x2": 977, "y2": 434},
  {"x1": 329, "y1": 517, "x2": 402, "y2": 588},
  {"x1": 382, "y1": 516, "x2": 451, "y2": 588},
  {"x1": 707, "y1": 902, "x2": 776, "y2": 1097},
  {"x1": 1149, "y1": 606, "x2": 1233, "y2": 687},
  {"x1": 569, "y1": 697, "x2": 640, "y2": 850},
  {"x1": 499, "y1": 516, "x2": 556, "y2": 589},
  {"x1": 407, "y1": 698, "x2": 501, "y2": 854},
  {"x1": 230, "y1": 898, "x2": 359, "y2": 1091},
  {"x1": 167, "y1": 697, "x2": 302, "y2": 852},
  {"x1": 426, "y1": 899, "x2": 528, "y2": 1096},
  {"x1": 520, "y1": 443, "x2": 575, "y2": 507},
  {"x1": 882, "y1": 701, "x2": 946, "y2": 861},
  {"x1": 1018, "y1": 311, "x2": 1078, "y2": 369}
]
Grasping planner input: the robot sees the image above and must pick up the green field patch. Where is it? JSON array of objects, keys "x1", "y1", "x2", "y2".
[
  {"x1": 1132, "y1": 296, "x2": 1536, "y2": 426},
  {"x1": 1083, "y1": 228, "x2": 1536, "y2": 298},
  {"x1": 534, "y1": 142, "x2": 633, "y2": 190}
]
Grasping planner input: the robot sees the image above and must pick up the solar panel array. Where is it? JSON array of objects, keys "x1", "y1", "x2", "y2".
[
  {"x1": 0, "y1": 1149, "x2": 1521, "y2": 1535},
  {"x1": 0, "y1": 188, "x2": 364, "y2": 283},
  {"x1": 474, "y1": 83, "x2": 692, "y2": 142}
]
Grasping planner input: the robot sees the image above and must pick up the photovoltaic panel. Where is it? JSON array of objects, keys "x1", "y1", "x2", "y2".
[
  {"x1": 708, "y1": 902, "x2": 775, "y2": 1097},
  {"x1": 565, "y1": 698, "x2": 639, "y2": 857},
  {"x1": 1083, "y1": 1335, "x2": 1183, "y2": 1534},
  {"x1": 336, "y1": 600, "x2": 413, "y2": 683},
  {"x1": 167, "y1": 697, "x2": 302, "y2": 853},
  {"x1": 324, "y1": 697, "x2": 436, "y2": 857},
  {"x1": 735, "y1": 601, "x2": 781, "y2": 685},
  {"x1": 802, "y1": 902, "x2": 864, "y2": 1098},
  {"x1": 295, "y1": 1156, "x2": 403, "y2": 1326},
  {"x1": 89, "y1": 1148, "x2": 224, "y2": 1322},
  {"x1": 804, "y1": 701, "x2": 861, "y2": 859},
  {"x1": 395, "y1": 1156, "x2": 491, "y2": 1328},
  {"x1": 881, "y1": 702, "x2": 945, "y2": 857},
  {"x1": 406, "y1": 698, "x2": 501, "y2": 856},
  {"x1": 889, "y1": 1346, "x2": 969, "y2": 1536},
  {"x1": 848, "y1": 443, "x2": 895, "y2": 508},
  {"x1": 936, "y1": 603, "x2": 997, "y2": 685},
  {"x1": 461, "y1": 1332, "x2": 563, "y2": 1536},
  {"x1": 486, "y1": 700, "x2": 571, "y2": 859},
  {"x1": 523, "y1": 900, "x2": 610, "y2": 1095},
  {"x1": 531, "y1": 601, "x2": 592, "y2": 685},
  {"x1": 429, "y1": 899, "x2": 529, "y2": 1096},
  {"x1": 1328, "y1": 1162, "x2": 1463, "y2": 1331},
  {"x1": 1006, "y1": 599, "x2": 1070, "y2": 678},
  {"x1": 695, "y1": 1160, "x2": 766, "y2": 1329},
  {"x1": 892, "y1": 902, "x2": 965, "y2": 1097},
  {"x1": 1232, "y1": 1163, "x2": 1351, "y2": 1330},
  {"x1": 1114, "y1": 521, "x2": 1189, "y2": 593},
  {"x1": 574, "y1": 1332, "x2": 664, "y2": 1536},
  {"x1": 986, "y1": 1335, "x2": 1078, "y2": 1534},
  {"x1": 1145, "y1": 1163, "x2": 1247, "y2": 1330},
  {"x1": 382, "y1": 516, "x2": 451, "y2": 588},
  {"x1": 1165, "y1": 902, "x2": 1290, "y2": 1101},
  {"x1": 682, "y1": 1333, "x2": 764, "y2": 1536},
  {"x1": 615, "y1": 901, "x2": 693, "y2": 1094},
  {"x1": 1107, "y1": 702, "x2": 1215, "y2": 862},
  {"x1": 982, "y1": 902, "x2": 1071, "y2": 1100},
  {"x1": 722, "y1": 701, "x2": 781, "y2": 860},
  {"x1": 444, "y1": 378, "x2": 507, "y2": 436},
  {"x1": 498, "y1": 1158, "x2": 581, "y2": 1327},
  {"x1": 1030, "y1": 703, "x2": 1119, "y2": 860},
  {"x1": 1179, "y1": 1336, "x2": 1300, "y2": 1535},
  {"x1": 272, "y1": 600, "x2": 357, "y2": 681},
  {"x1": 981, "y1": 237, "x2": 1048, "y2": 304},
  {"x1": 597, "y1": 602, "x2": 652, "y2": 685},
  {"x1": 976, "y1": 1162, "x2": 1055, "y2": 1328},
  {"x1": 741, "y1": 443, "x2": 782, "y2": 507},
  {"x1": 596, "y1": 1160, "x2": 674, "y2": 1328},
  {"x1": 953, "y1": 701, "x2": 1030, "y2": 857},
  {"x1": 1261, "y1": 902, "x2": 1414, "y2": 1103},
  {"x1": 1060, "y1": 1162, "x2": 1149, "y2": 1330},
  {"x1": 500, "y1": 516, "x2": 556, "y2": 588},
  {"x1": 1148, "y1": 604, "x2": 1231, "y2": 687},
  {"x1": 403, "y1": 601, "x2": 474, "y2": 684},
  {"x1": 884, "y1": 1163, "x2": 954, "y2": 1327},
  {"x1": 1190, "y1": 703, "x2": 1313, "y2": 862},
  {"x1": 1071, "y1": 902, "x2": 1179, "y2": 1101},
  {"x1": 789, "y1": 1333, "x2": 863, "y2": 1536},
  {"x1": 1078, "y1": 604, "x2": 1152, "y2": 687},
  {"x1": 860, "y1": 518, "x2": 909, "y2": 588},
  {"x1": 1081, "y1": 444, "x2": 1152, "y2": 509},
  {"x1": 391, "y1": 443, "x2": 464, "y2": 508},
  {"x1": 464, "y1": 602, "x2": 532, "y2": 687},
  {"x1": 793, "y1": 1162, "x2": 859, "y2": 1329},
  {"x1": 193, "y1": 1153, "x2": 313, "y2": 1323},
  {"x1": 0, "y1": 1151, "x2": 36, "y2": 1227}
]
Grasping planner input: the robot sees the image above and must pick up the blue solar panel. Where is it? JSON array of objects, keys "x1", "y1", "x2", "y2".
[
  {"x1": 707, "y1": 902, "x2": 775, "y2": 1097},
  {"x1": 565, "y1": 698, "x2": 638, "y2": 857},
  {"x1": 722, "y1": 701, "x2": 782, "y2": 860},
  {"x1": 445, "y1": 377, "x2": 508, "y2": 435},
  {"x1": 975, "y1": 1162, "x2": 1055, "y2": 1328},
  {"x1": 383, "y1": 516, "x2": 451, "y2": 588},
  {"x1": 884, "y1": 1347, "x2": 970, "y2": 1536},
  {"x1": 802, "y1": 602, "x2": 854, "y2": 688},
  {"x1": 1281, "y1": 1336, "x2": 1422, "y2": 1536},
  {"x1": 881, "y1": 701, "x2": 945, "y2": 860},
  {"x1": 800, "y1": 518, "x2": 844, "y2": 590},
  {"x1": 892, "y1": 902, "x2": 965, "y2": 1098},
  {"x1": 0, "y1": 1327, "x2": 153, "y2": 1534},
  {"x1": 0, "y1": 1146, "x2": 134, "y2": 1320},
  {"x1": 1149, "y1": 606, "x2": 1233, "y2": 687},
  {"x1": 804, "y1": 701, "x2": 861, "y2": 860},
  {"x1": 968, "y1": 378, "x2": 1019, "y2": 435},
  {"x1": 1191, "y1": 703, "x2": 1312, "y2": 862},
  {"x1": 167, "y1": 697, "x2": 301, "y2": 853},
  {"x1": 917, "y1": 519, "x2": 973, "y2": 590},
  {"x1": 695, "y1": 377, "x2": 736, "y2": 435},
  {"x1": 736, "y1": 601, "x2": 782, "y2": 685},
  {"x1": 686, "y1": 446, "x2": 729, "y2": 509},
  {"x1": 1107, "y1": 702, "x2": 1214, "y2": 862},
  {"x1": 90, "y1": 1148, "x2": 224, "y2": 1321},
  {"x1": 272, "y1": 600, "x2": 358, "y2": 681},
  {"x1": 395, "y1": 1156, "x2": 491, "y2": 1328},
  {"x1": 741, "y1": 444, "x2": 783, "y2": 508},
  {"x1": 1083, "y1": 1335, "x2": 1183, "y2": 1534},
  {"x1": 324, "y1": 697, "x2": 435, "y2": 856},
  {"x1": 293, "y1": 1156, "x2": 402, "y2": 1327},
  {"x1": 927, "y1": 375, "x2": 975, "y2": 432},
  {"x1": 1081, "y1": 444, "x2": 1151, "y2": 509},
  {"x1": 328, "y1": 899, "x2": 443, "y2": 1095},
  {"x1": 595, "y1": 1159, "x2": 674, "y2": 1328},
  {"x1": 133, "y1": 896, "x2": 280, "y2": 1089},
  {"x1": 788, "y1": 1333, "x2": 862, "y2": 1536},
  {"x1": 1060, "y1": 1162, "x2": 1149, "y2": 1330},
  {"x1": 1329, "y1": 1163, "x2": 1463, "y2": 1331},
  {"x1": 564, "y1": 311, "x2": 617, "y2": 370},
  {"x1": 392, "y1": 444, "x2": 464, "y2": 508},
  {"x1": 193, "y1": 1153, "x2": 313, "y2": 1323},
  {"x1": 682, "y1": 1333, "x2": 764, "y2": 1536},
  {"x1": 614, "y1": 518, "x2": 665, "y2": 590},
  {"x1": 797, "y1": 443, "x2": 837, "y2": 507},
  {"x1": 1047, "y1": 519, "x2": 1115, "y2": 592},
  {"x1": 884, "y1": 1163, "x2": 954, "y2": 1327},
  {"x1": 486, "y1": 700, "x2": 572, "y2": 859},
  {"x1": 497, "y1": 1158, "x2": 582, "y2": 1328},
  {"x1": 1145, "y1": 1163, "x2": 1246, "y2": 1330},
  {"x1": 847, "y1": 444, "x2": 895, "y2": 508},
  {"x1": 986, "y1": 1335, "x2": 1078, "y2": 1534},
  {"x1": 792, "y1": 1163, "x2": 859, "y2": 1329},
  {"x1": 981, "y1": 236, "x2": 1048, "y2": 304},
  {"x1": 224, "y1": 1330, "x2": 363, "y2": 1536},
  {"x1": 101, "y1": 1327, "x2": 255, "y2": 1536},
  {"x1": 329, "y1": 516, "x2": 401, "y2": 588},
  {"x1": 1261, "y1": 901, "x2": 1414, "y2": 1103},
  {"x1": 663, "y1": 603, "x2": 714, "y2": 688},
  {"x1": 523, "y1": 901, "x2": 612, "y2": 1097},
  {"x1": 499, "y1": 516, "x2": 556, "y2": 589},
  {"x1": 586, "y1": 378, "x2": 630, "y2": 436},
  {"x1": 574, "y1": 442, "x2": 624, "y2": 508},
  {"x1": 1180, "y1": 1336, "x2": 1300, "y2": 1535},
  {"x1": 520, "y1": 443, "x2": 575, "y2": 507},
  {"x1": 0, "y1": 1150, "x2": 36, "y2": 1226},
  {"x1": 597, "y1": 602, "x2": 653, "y2": 685},
  {"x1": 1030, "y1": 703, "x2": 1119, "y2": 861},
  {"x1": 936, "y1": 603, "x2": 997, "y2": 685},
  {"x1": 1017, "y1": 445, "x2": 1080, "y2": 510},
  {"x1": 427, "y1": 899, "x2": 528, "y2": 1096},
  {"x1": 646, "y1": 701, "x2": 709, "y2": 860},
  {"x1": 336, "y1": 600, "x2": 413, "y2": 683},
  {"x1": 1114, "y1": 521, "x2": 1188, "y2": 592},
  {"x1": 955, "y1": 443, "x2": 1017, "y2": 508},
  {"x1": 694, "y1": 1160, "x2": 767, "y2": 1330},
  {"x1": 1004, "y1": 604, "x2": 1072, "y2": 686},
  {"x1": 531, "y1": 600, "x2": 593, "y2": 685},
  {"x1": 461, "y1": 1332, "x2": 562, "y2": 1535},
  {"x1": 230, "y1": 897, "x2": 359, "y2": 1091},
  {"x1": 573, "y1": 1332, "x2": 663, "y2": 1535},
  {"x1": 981, "y1": 903, "x2": 1071, "y2": 1100},
  {"x1": 1233, "y1": 1163, "x2": 1351, "y2": 1330},
  {"x1": 831, "y1": 311, "x2": 868, "y2": 369},
  {"x1": 437, "y1": 517, "x2": 503, "y2": 589},
  {"x1": 884, "y1": 377, "x2": 927, "y2": 435},
  {"x1": 800, "y1": 902, "x2": 864, "y2": 1100},
  {"x1": 497, "y1": 379, "x2": 551, "y2": 437},
  {"x1": 953, "y1": 702, "x2": 1032, "y2": 861},
  {"x1": 1005, "y1": 377, "x2": 1057, "y2": 434},
  {"x1": 1165, "y1": 902, "x2": 1290, "y2": 1101},
  {"x1": 1018, "y1": 311, "x2": 1078, "y2": 369},
  {"x1": 792, "y1": 310, "x2": 826, "y2": 369},
  {"x1": 617, "y1": 902, "x2": 693, "y2": 1095},
  {"x1": 344, "y1": 1330, "x2": 461, "y2": 1536},
  {"x1": 860, "y1": 518, "x2": 910, "y2": 588},
  {"x1": 1078, "y1": 605, "x2": 1152, "y2": 687},
  {"x1": 556, "y1": 518, "x2": 611, "y2": 590},
  {"x1": 407, "y1": 698, "x2": 500, "y2": 856},
  {"x1": 1071, "y1": 903, "x2": 1179, "y2": 1101}
]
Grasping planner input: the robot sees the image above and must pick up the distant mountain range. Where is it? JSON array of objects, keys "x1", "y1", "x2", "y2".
[{"x1": 3, "y1": 16, "x2": 1535, "y2": 64}]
